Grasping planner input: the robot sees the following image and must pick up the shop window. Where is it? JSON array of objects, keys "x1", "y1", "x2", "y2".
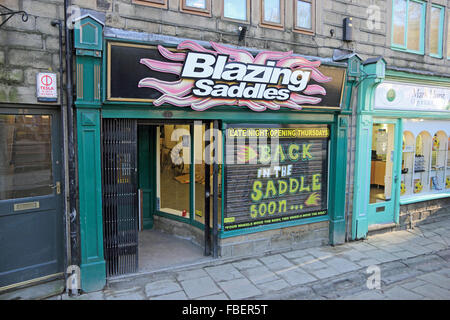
[
  {"x1": 132, "y1": 0, "x2": 168, "y2": 9},
  {"x1": 223, "y1": 124, "x2": 329, "y2": 231},
  {"x1": 261, "y1": 0, "x2": 284, "y2": 28},
  {"x1": 401, "y1": 131, "x2": 415, "y2": 197},
  {"x1": 0, "y1": 115, "x2": 53, "y2": 200},
  {"x1": 429, "y1": 4, "x2": 444, "y2": 58},
  {"x1": 447, "y1": 10, "x2": 450, "y2": 59},
  {"x1": 447, "y1": 137, "x2": 450, "y2": 189},
  {"x1": 223, "y1": 0, "x2": 249, "y2": 22},
  {"x1": 430, "y1": 131, "x2": 448, "y2": 191},
  {"x1": 181, "y1": 0, "x2": 212, "y2": 16},
  {"x1": 294, "y1": 0, "x2": 314, "y2": 34},
  {"x1": 414, "y1": 131, "x2": 432, "y2": 194},
  {"x1": 370, "y1": 124, "x2": 395, "y2": 203},
  {"x1": 391, "y1": 0, "x2": 426, "y2": 54},
  {"x1": 157, "y1": 124, "x2": 191, "y2": 217}
]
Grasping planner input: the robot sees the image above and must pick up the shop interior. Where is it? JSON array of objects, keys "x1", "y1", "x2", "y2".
[
  {"x1": 401, "y1": 130, "x2": 449, "y2": 198},
  {"x1": 370, "y1": 123, "x2": 395, "y2": 204},
  {"x1": 136, "y1": 122, "x2": 222, "y2": 273}
]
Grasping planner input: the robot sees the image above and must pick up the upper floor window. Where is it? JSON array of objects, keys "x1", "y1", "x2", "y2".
[
  {"x1": 181, "y1": 0, "x2": 211, "y2": 16},
  {"x1": 223, "y1": 0, "x2": 250, "y2": 22},
  {"x1": 391, "y1": 0, "x2": 426, "y2": 54},
  {"x1": 261, "y1": 0, "x2": 284, "y2": 28},
  {"x1": 132, "y1": 0, "x2": 168, "y2": 8},
  {"x1": 429, "y1": 4, "x2": 445, "y2": 58},
  {"x1": 294, "y1": 0, "x2": 314, "y2": 33},
  {"x1": 447, "y1": 10, "x2": 450, "y2": 59}
]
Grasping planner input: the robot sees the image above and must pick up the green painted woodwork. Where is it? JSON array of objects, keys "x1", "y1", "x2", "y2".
[
  {"x1": 352, "y1": 115, "x2": 373, "y2": 239},
  {"x1": 391, "y1": 0, "x2": 427, "y2": 55},
  {"x1": 138, "y1": 126, "x2": 156, "y2": 229},
  {"x1": 352, "y1": 58, "x2": 386, "y2": 239},
  {"x1": 328, "y1": 115, "x2": 349, "y2": 245},
  {"x1": 367, "y1": 119, "x2": 401, "y2": 226},
  {"x1": 77, "y1": 108, "x2": 106, "y2": 292},
  {"x1": 429, "y1": 4, "x2": 445, "y2": 59},
  {"x1": 75, "y1": 16, "x2": 106, "y2": 293},
  {"x1": 101, "y1": 107, "x2": 336, "y2": 123},
  {"x1": 74, "y1": 16, "x2": 103, "y2": 52},
  {"x1": 75, "y1": 27, "x2": 357, "y2": 288}
]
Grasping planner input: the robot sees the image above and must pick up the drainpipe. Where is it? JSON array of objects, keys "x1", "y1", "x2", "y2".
[
  {"x1": 51, "y1": 18, "x2": 69, "y2": 289},
  {"x1": 64, "y1": 0, "x2": 80, "y2": 274}
]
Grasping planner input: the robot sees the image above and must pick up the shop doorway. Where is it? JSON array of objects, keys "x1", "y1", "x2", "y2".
[
  {"x1": 0, "y1": 109, "x2": 64, "y2": 289},
  {"x1": 367, "y1": 120, "x2": 400, "y2": 225},
  {"x1": 102, "y1": 119, "x2": 221, "y2": 278}
]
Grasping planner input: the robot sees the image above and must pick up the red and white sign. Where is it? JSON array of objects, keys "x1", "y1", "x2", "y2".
[{"x1": 37, "y1": 72, "x2": 57, "y2": 101}]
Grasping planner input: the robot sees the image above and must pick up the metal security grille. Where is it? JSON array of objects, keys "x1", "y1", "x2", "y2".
[{"x1": 102, "y1": 118, "x2": 138, "y2": 277}]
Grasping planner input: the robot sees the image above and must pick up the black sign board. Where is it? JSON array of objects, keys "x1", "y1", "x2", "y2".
[
  {"x1": 107, "y1": 41, "x2": 346, "y2": 110},
  {"x1": 224, "y1": 125, "x2": 329, "y2": 231}
]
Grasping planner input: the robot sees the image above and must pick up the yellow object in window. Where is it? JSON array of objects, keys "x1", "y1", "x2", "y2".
[
  {"x1": 414, "y1": 179, "x2": 423, "y2": 193},
  {"x1": 400, "y1": 181, "x2": 406, "y2": 195},
  {"x1": 432, "y1": 135, "x2": 440, "y2": 151}
]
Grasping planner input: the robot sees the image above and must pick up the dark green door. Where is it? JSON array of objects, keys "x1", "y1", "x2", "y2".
[
  {"x1": 0, "y1": 109, "x2": 64, "y2": 288},
  {"x1": 138, "y1": 125, "x2": 156, "y2": 230}
]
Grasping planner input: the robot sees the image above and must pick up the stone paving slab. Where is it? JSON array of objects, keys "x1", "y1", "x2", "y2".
[
  {"x1": 411, "y1": 283, "x2": 450, "y2": 300},
  {"x1": 42, "y1": 215, "x2": 450, "y2": 301},
  {"x1": 417, "y1": 273, "x2": 450, "y2": 290},
  {"x1": 145, "y1": 279, "x2": 182, "y2": 297},
  {"x1": 204, "y1": 264, "x2": 244, "y2": 282},
  {"x1": 180, "y1": 276, "x2": 222, "y2": 299},
  {"x1": 240, "y1": 265, "x2": 280, "y2": 285},
  {"x1": 276, "y1": 267, "x2": 317, "y2": 285},
  {"x1": 383, "y1": 286, "x2": 424, "y2": 300},
  {"x1": 149, "y1": 291, "x2": 187, "y2": 300},
  {"x1": 217, "y1": 278, "x2": 261, "y2": 300}
]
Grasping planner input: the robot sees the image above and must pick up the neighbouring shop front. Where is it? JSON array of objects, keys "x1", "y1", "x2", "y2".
[
  {"x1": 74, "y1": 16, "x2": 352, "y2": 292},
  {"x1": 352, "y1": 69, "x2": 450, "y2": 240}
]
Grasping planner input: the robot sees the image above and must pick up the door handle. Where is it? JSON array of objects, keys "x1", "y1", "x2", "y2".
[{"x1": 49, "y1": 182, "x2": 61, "y2": 194}]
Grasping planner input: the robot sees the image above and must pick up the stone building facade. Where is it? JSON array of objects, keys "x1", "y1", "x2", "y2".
[{"x1": 0, "y1": 0, "x2": 449, "y2": 295}]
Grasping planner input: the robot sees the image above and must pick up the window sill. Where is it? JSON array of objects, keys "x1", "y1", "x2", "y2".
[
  {"x1": 260, "y1": 22, "x2": 284, "y2": 31},
  {"x1": 132, "y1": 0, "x2": 168, "y2": 9},
  {"x1": 391, "y1": 46, "x2": 425, "y2": 56},
  {"x1": 399, "y1": 192, "x2": 450, "y2": 205},
  {"x1": 293, "y1": 27, "x2": 314, "y2": 35}
]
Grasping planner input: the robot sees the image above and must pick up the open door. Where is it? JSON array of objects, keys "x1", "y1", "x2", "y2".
[{"x1": 367, "y1": 121, "x2": 400, "y2": 225}]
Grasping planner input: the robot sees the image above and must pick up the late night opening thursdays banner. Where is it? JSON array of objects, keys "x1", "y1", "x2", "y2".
[{"x1": 224, "y1": 126, "x2": 329, "y2": 231}]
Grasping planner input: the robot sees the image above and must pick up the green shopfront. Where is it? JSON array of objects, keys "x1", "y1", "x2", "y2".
[
  {"x1": 352, "y1": 66, "x2": 450, "y2": 240},
  {"x1": 74, "y1": 16, "x2": 353, "y2": 292}
]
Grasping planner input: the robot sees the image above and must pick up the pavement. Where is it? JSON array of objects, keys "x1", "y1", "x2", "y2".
[{"x1": 50, "y1": 217, "x2": 450, "y2": 300}]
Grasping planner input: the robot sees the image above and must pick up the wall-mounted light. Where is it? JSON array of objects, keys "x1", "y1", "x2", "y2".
[
  {"x1": 343, "y1": 17, "x2": 353, "y2": 41},
  {"x1": 238, "y1": 26, "x2": 247, "y2": 41}
]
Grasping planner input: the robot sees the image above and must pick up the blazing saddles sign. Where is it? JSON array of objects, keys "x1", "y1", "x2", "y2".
[
  {"x1": 224, "y1": 125, "x2": 329, "y2": 230},
  {"x1": 107, "y1": 41, "x2": 346, "y2": 111}
]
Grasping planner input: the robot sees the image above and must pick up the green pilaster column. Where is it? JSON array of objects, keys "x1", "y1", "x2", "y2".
[
  {"x1": 77, "y1": 108, "x2": 105, "y2": 292},
  {"x1": 74, "y1": 15, "x2": 106, "y2": 292},
  {"x1": 351, "y1": 58, "x2": 386, "y2": 240},
  {"x1": 329, "y1": 115, "x2": 349, "y2": 245}
]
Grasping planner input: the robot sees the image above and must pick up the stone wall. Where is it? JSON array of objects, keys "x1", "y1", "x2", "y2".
[
  {"x1": 219, "y1": 221, "x2": 329, "y2": 258},
  {"x1": 0, "y1": 0, "x2": 65, "y2": 105},
  {"x1": 70, "y1": 0, "x2": 450, "y2": 76},
  {"x1": 399, "y1": 197, "x2": 450, "y2": 229}
]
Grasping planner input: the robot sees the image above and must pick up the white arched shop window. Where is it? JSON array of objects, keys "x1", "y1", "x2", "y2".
[{"x1": 401, "y1": 120, "x2": 450, "y2": 198}]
